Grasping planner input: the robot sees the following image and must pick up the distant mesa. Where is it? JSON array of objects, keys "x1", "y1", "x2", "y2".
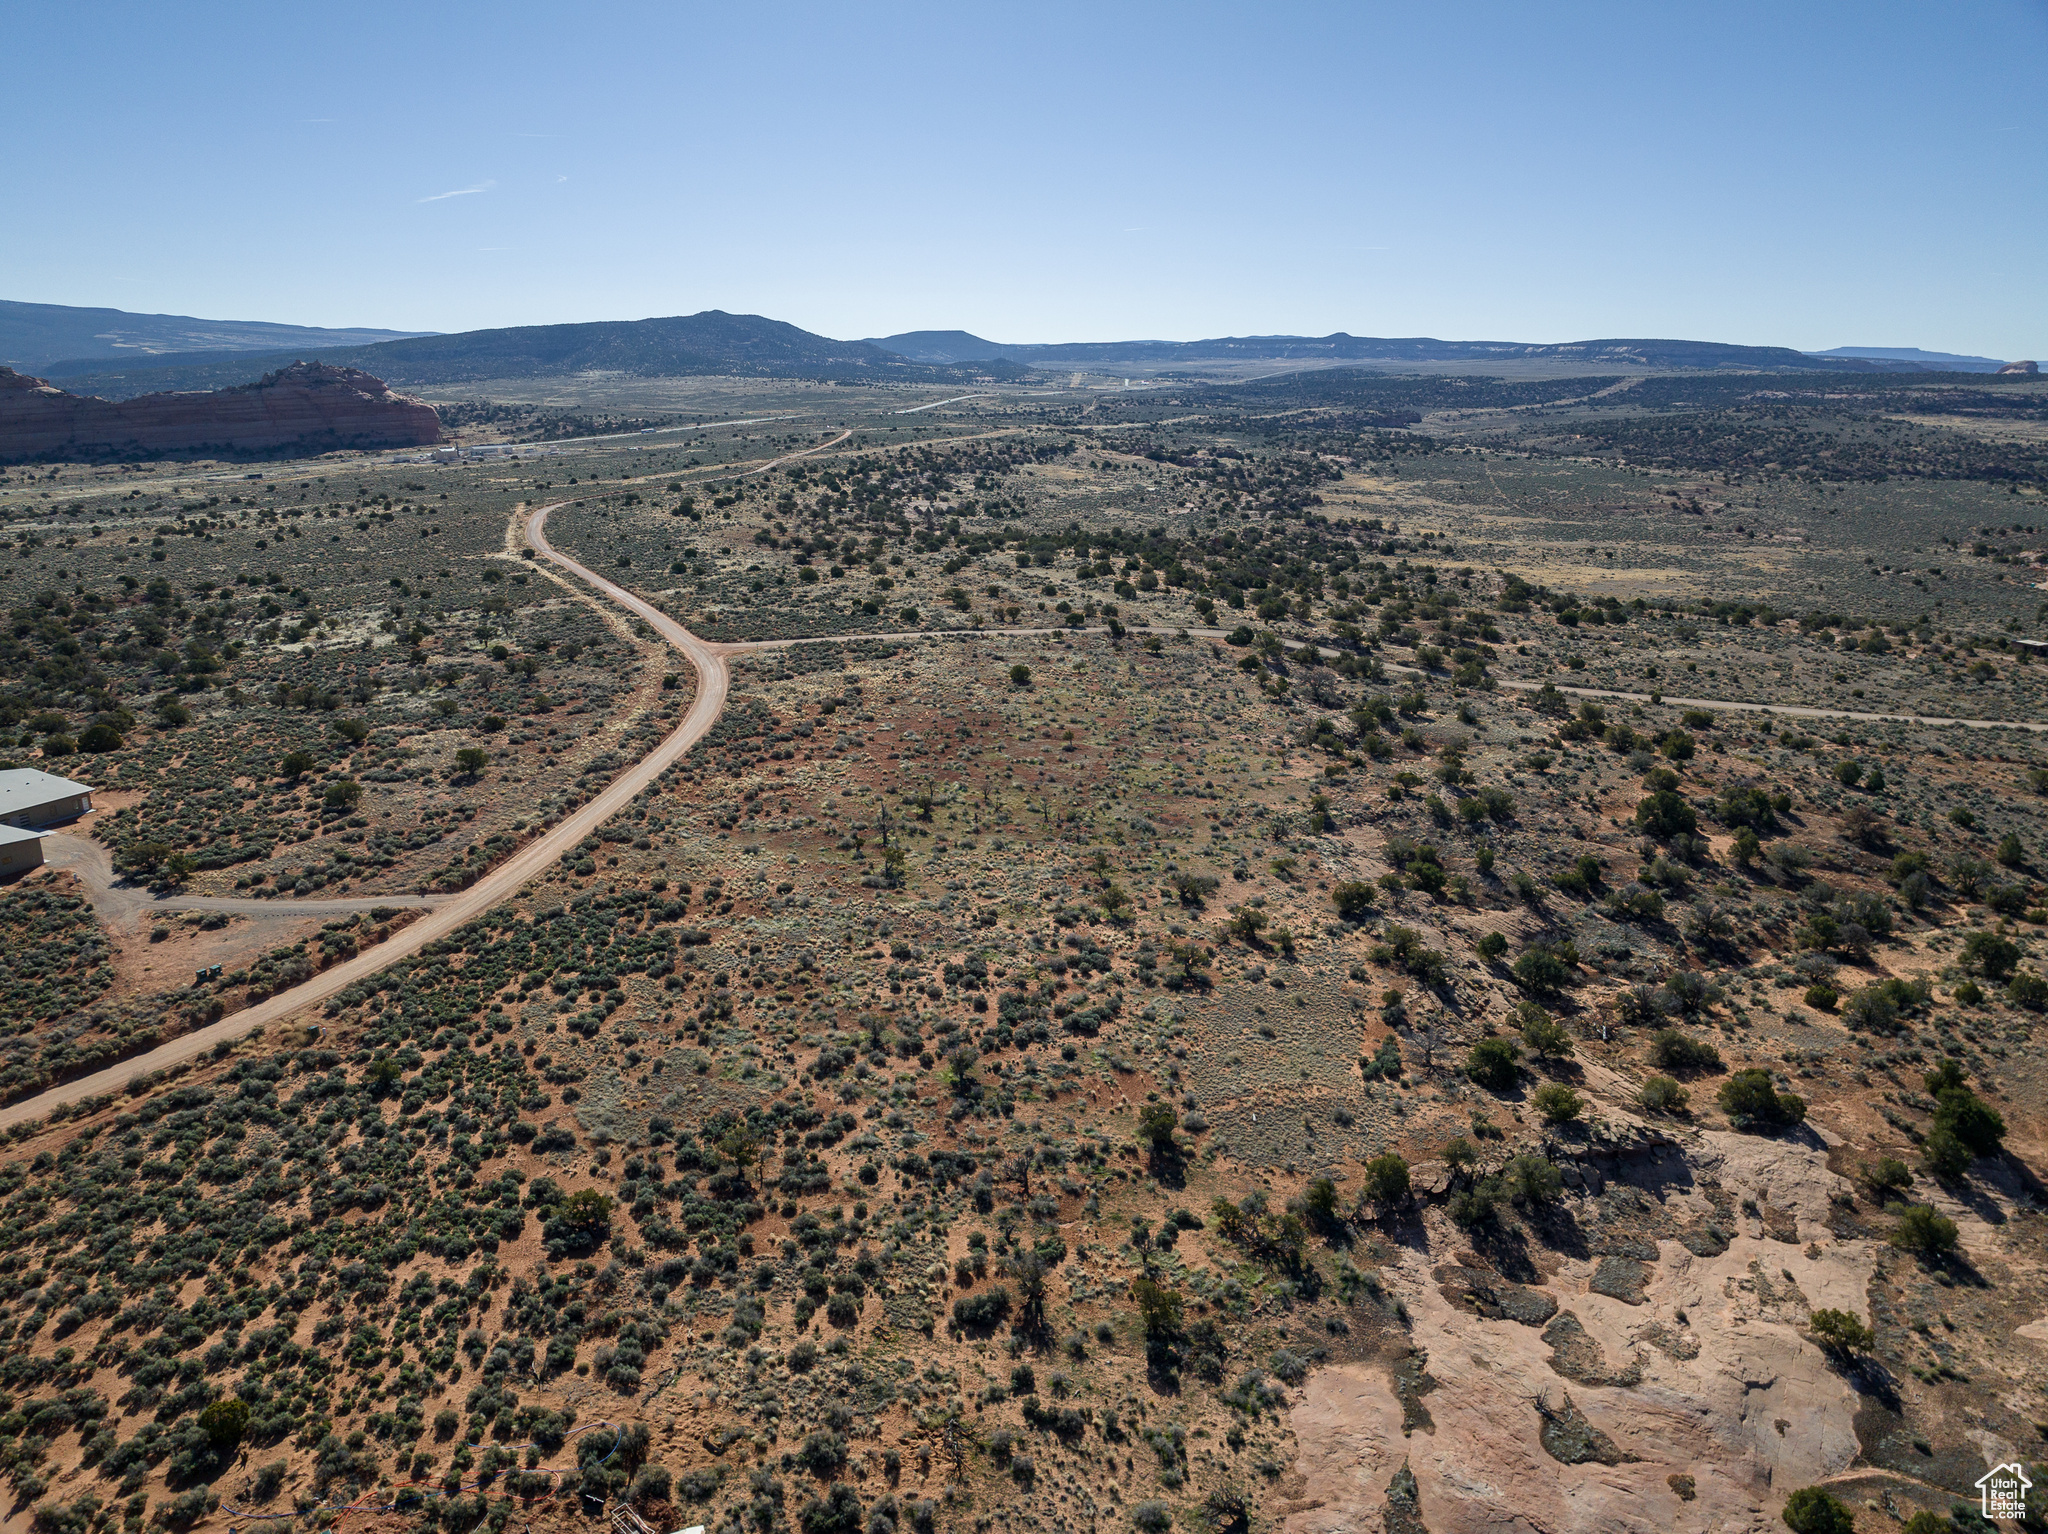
[
  {"x1": 0, "y1": 361, "x2": 442, "y2": 464},
  {"x1": 867, "y1": 330, "x2": 1909, "y2": 373},
  {"x1": 1805, "y1": 345, "x2": 2014, "y2": 374},
  {"x1": 1998, "y1": 360, "x2": 2039, "y2": 376}
]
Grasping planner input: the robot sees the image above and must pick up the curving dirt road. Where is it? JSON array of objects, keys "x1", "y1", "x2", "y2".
[
  {"x1": 37, "y1": 831, "x2": 449, "y2": 929},
  {"x1": 0, "y1": 502, "x2": 730, "y2": 1132}
]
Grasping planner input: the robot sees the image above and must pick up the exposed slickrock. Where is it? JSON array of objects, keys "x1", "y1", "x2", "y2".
[
  {"x1": 1285, "y1": 1129, "x2": 1878, "y2": 1534},
  {"x1": 0, "y1": 361, "x2": 440, "y2": 461}
]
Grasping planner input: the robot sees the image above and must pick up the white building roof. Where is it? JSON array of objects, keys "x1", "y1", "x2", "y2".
[
  {"x1": 0, "y1": 823, "x2": 47, "y2": 847},
  {"x1": 0, "y1": 769, "x2": 95, "y2": 817}
]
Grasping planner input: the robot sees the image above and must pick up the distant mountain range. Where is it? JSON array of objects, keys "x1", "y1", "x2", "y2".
[
  {"x1": 0, "y1": 299, "x2": 431, "y2": 372},
  {"x1": 4, "y1": 301, "x2": 2022, "y2": 401},
  {"x1": 32, "y1": 311, "x2": 1020, "y2": 399},
  {"x1": 867, "y1": 329, "x2": 2019, "y2": 373}
]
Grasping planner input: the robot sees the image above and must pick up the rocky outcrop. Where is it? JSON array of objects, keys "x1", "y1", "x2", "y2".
[
  {"x1": 1284, "y1": 1128, "x2": 1877, "y2": 1534},
  {"x1": 1998, "y1": 360, "x2": 2039, "y2": 376},
  {"x1": 0, "y1": 361, "x2": 441, "y2": 462}
]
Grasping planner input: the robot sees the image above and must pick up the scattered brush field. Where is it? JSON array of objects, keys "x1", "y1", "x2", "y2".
[{"x1": 0, "y1": 367, "x2": 2044, "y2": 1534}]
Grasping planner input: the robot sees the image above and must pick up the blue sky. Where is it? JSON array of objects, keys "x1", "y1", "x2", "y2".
[{"x1": 7, "y1": 1, "x2": 2045, "y2": 356}]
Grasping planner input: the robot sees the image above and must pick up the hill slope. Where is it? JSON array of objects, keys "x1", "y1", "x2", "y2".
[
  {"x1": 41, "y1": 312, "x2": 1017, "y2": 398},
  {"x1": 862, "y1": 329, "x2": 1019, "y2": 364},
  {"x1": 0, "y1": 299, "x2": 430, "y2": 372}
]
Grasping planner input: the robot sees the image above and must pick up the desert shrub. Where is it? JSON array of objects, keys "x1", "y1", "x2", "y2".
[
  {"x1": 1717, "y1": 1069, "x2": 1805, "y2": 1133},
  {"x1": 1929, "y1": 1075, "x2": 2005, "y2": 1162},
  {"x1": 1517, "y1": 1003, "x2": 1573, "y2": 1059},
  {"x1": 1531, "y1": 1083, "x2": 1584, "y2": 1124},
  {"x1": 1447, "y1": 1175, "x2": 1506, "y2": 1228},
  {"x1": 1861, "y1": 1157, "x2": 1912, "y2": 1200},
  {"x1": 1138, "y1": 1104, "x2": 1180, "y2": 1153},
  {"x1": 953, "y1": 1286, "x2": 1012, "y2": 1333},
  {"x1": 1637, "y1": 1075, "x2": 1688, "y2": 1114},
  {"x1": 197, "y1": 1396, "x2": 249, "y2": 1448},
  {"x1": 677, "y1": 1466, "x2": 723, "y2": 1502},
  {"x1": 798, "y1": 1429, "x2": 849, "y2": 1477},
  {"x1": 1656, "y1": 967, "x2": 1717, "y2": 1017},
  {"x1": 630, "y1": 1464, "x2": 673, "y2": 1505},
  {"x1": 1330, "y1": 880, "x2": 1375, "y2": 920},
  {"x1": 798, "y1": 1483, "x2": 864, "y2": 1534},
  {"x1": 1807, "y1": 1308, "x2": 1874, "y2": 1358},
  {"x1": 1890, "y1": 1204, "x2": 1959, "y2": 1258},
  {"x1": 1464, "y1": 1037, "x2": 1520, "y2": 1091},
  {"x1": 1961, "y1": 931, "x2": 2019, "y2": 979},
  {"x1": 30, "y1": 1497, "x2": 101, "y2": 1534},
  {"x1": 158, "y1": 1490, "x2": 212, "y2": 1529},
  {"x1": 1780, "y1": 1486, "x2": 1855, "y2": 1534},
  {"x1": 1361, "y1": 1153, "x2": 1410, "y2": 1209},
  {"x1": 1634, "y1": 788, "x2": 1698, "y2": 839},
  {"x1": 1512, "y1": 940, "x2": 1578, "y2": 996},
  {"x1": 1650, "y1": 1028, "x2": 1721, "y2": 1074},
  {"x1": 1718, "y1": 785, "x2": 1779, "y2": 832},
  {"x1": 2008, "y1": 971, "x2": 2048, "y2": 1010},
  {"x1": 1921, "y1": 1129, "x2": 1972, "y2": 1180},
  {"x1": 1368, "y1": 925, "x2": 1448, "y2": 983},
  {"x1": 1502, "y1": 1154, "x2": 1563, "y2": 1204},
  {"x1": 1358, "y1": 1032, "x2": 1403, "y2": 1081}
]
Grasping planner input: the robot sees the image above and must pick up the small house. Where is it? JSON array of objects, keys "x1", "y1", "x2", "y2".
[
  {"x1": 0, "y1": 768, "x2": 96, "y2": 829},
  {"x1": 0, "y1": 823, "x2": 47, "y2": 876}
]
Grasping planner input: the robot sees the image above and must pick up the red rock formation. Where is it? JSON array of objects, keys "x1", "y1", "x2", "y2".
[
  {"x1": 1997, "y1": 360, "x2": 2039, "y2": 376},
  {"x1": 0, "y1": 361, "x2": 442, "y2": 462}
]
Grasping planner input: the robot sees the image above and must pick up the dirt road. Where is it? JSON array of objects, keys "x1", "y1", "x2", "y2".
[
  {"x1": 0, "y1": 501, "x2": 730, "y2": 1132},
  {"x1": 736, "y1": 622, "x2": 2047, "y2": 732},
  {"x1": 37, "y1": 831, "x2": 449, "y2": 928}
]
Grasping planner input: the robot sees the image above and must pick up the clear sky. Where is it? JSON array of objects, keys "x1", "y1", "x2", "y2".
[{"x1": 8, "y1": 1, "x2": 2046, "y2": 357}]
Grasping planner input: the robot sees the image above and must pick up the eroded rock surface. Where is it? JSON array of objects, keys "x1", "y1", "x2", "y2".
[
  {"x1": 1285, "y1": 1128, "x2": 1877, "y2": 1534},
  {"x1": 0, "y1": 361, "x2": 441, "y2": 460}
]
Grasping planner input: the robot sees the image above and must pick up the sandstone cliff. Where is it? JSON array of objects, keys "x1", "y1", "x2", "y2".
[{"x1": 0, "y1": 361, "x2": 442, "y2": 462}]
